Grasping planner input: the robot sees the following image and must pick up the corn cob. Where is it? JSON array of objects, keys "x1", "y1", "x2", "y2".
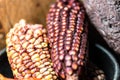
[
  {"x1": 6, "y1": 20, "x2": 57, "y2": 80},
  {"x1": 47, "y1": 0, "x2": 88, "y2": 80}
]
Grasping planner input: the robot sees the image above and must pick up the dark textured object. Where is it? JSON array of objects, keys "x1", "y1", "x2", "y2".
[
  {"x1": 82, "y1": 0, "x2": 120, "y2": 54},
  {"x1": 85, "y1": 62, "x2": 105, "y2": 80},
  {"x1": 90, "y1": 44, "x2": 120, "y2": 80},
  {"x1": 47, "y1": 0, "x2": 88, "y2": 80},
  {"x1": 0, "y1": 50, "x2": 13, "y2": 78}
]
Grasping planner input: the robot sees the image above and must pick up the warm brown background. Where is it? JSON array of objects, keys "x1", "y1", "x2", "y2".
[{"x1": 0, "y1": 0, "x2": 55, "y2": 50}]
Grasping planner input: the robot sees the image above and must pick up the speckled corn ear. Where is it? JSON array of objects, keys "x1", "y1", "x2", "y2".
[
  {"x1": 6, "y1": 20, "x2": 57, "y2": 80},
  {"x1": 47, "y1": 0, "x2": 88, "y2": 80}
]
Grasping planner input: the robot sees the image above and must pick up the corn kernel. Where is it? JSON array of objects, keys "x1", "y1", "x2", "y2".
[
  {"x1": 44, "y1": 75, "x2": 52, "y2": 80},
  {"x1": 40, "y1": 54, "x2": 46, "y2": 60},
  {"x1": 31, "y1": 54, "x2": 40, "y2": 60},
  {"x1": 41, "y1": 42, "x2": 48, "y2": 48},
  {"x1": 40, "y1": 68, "x2": 47, "y2": 73}
]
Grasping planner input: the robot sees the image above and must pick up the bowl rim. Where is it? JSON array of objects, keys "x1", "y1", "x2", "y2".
[
  {"x1": 0, "y1": 48, "x2": 6, "y2": 57},
  {"x1": 0, "y1": 45, "x2": 119, "y2": 80},
  {"x1": 96, "y1": 44, "x2": 120, "y2": 80}
]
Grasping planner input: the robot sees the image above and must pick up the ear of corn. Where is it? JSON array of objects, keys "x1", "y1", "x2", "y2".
[
  {"x1": 47, "y1": 0, "x2": 88, "y2": 80},
  {"x1": 6, "y1": 20, "x2": 57, "y2": 80}
]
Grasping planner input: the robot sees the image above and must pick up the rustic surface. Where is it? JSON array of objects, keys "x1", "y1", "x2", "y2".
[{"x1": 82, "y1": 0, "x2": 120, "y2": 54}]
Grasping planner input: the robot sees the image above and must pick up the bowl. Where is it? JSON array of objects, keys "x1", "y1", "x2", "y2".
[
  {"x1": 89, "y1": 44, "x2": 120, "y2": 80},
  {"x1": 0, "y1": 48, "x2": 13, "y2": 78},
  {"x1": 0, "y1": 45, "x2": 119, "y2": 80},
  {"x1": 0, "y1": 48, "x2": 6, "y2": 57}
]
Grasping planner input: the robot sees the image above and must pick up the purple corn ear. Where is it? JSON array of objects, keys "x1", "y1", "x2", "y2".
[{"x1": 47, "y1": 0, "x2": 88, "y2": 80}]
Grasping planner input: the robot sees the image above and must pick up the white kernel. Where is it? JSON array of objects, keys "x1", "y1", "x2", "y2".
[
  {"x1": 12, "y1": 53, "x2": 18, "y2": 59},
  {"x1": 29, "y1": 38, "x2": 36, "y2": 44},
  {"x1": 44, "y1": 62, "x2": 50, "y2": 66},
  {"x1": 40, "y1": 68, "x2": 47, "y2": 73},
  {"x1": 43, "y1": 71, "x2": 50, "y2": 75},
  {"x1": 31, "y1": 54, "x2": 40, "y2": 60},
  {"x1": 44, "y1": 75, "x2": 52, "y2": 80},
  {"x1": 35, "y1": 45, "x2": 42, "y2": 49},
  {"x1": 40, "y1": 54, "x2": 46, "y2": 60},
  {"x1": 37, "y1": 74, "x2": 42, "y2": 79}
]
